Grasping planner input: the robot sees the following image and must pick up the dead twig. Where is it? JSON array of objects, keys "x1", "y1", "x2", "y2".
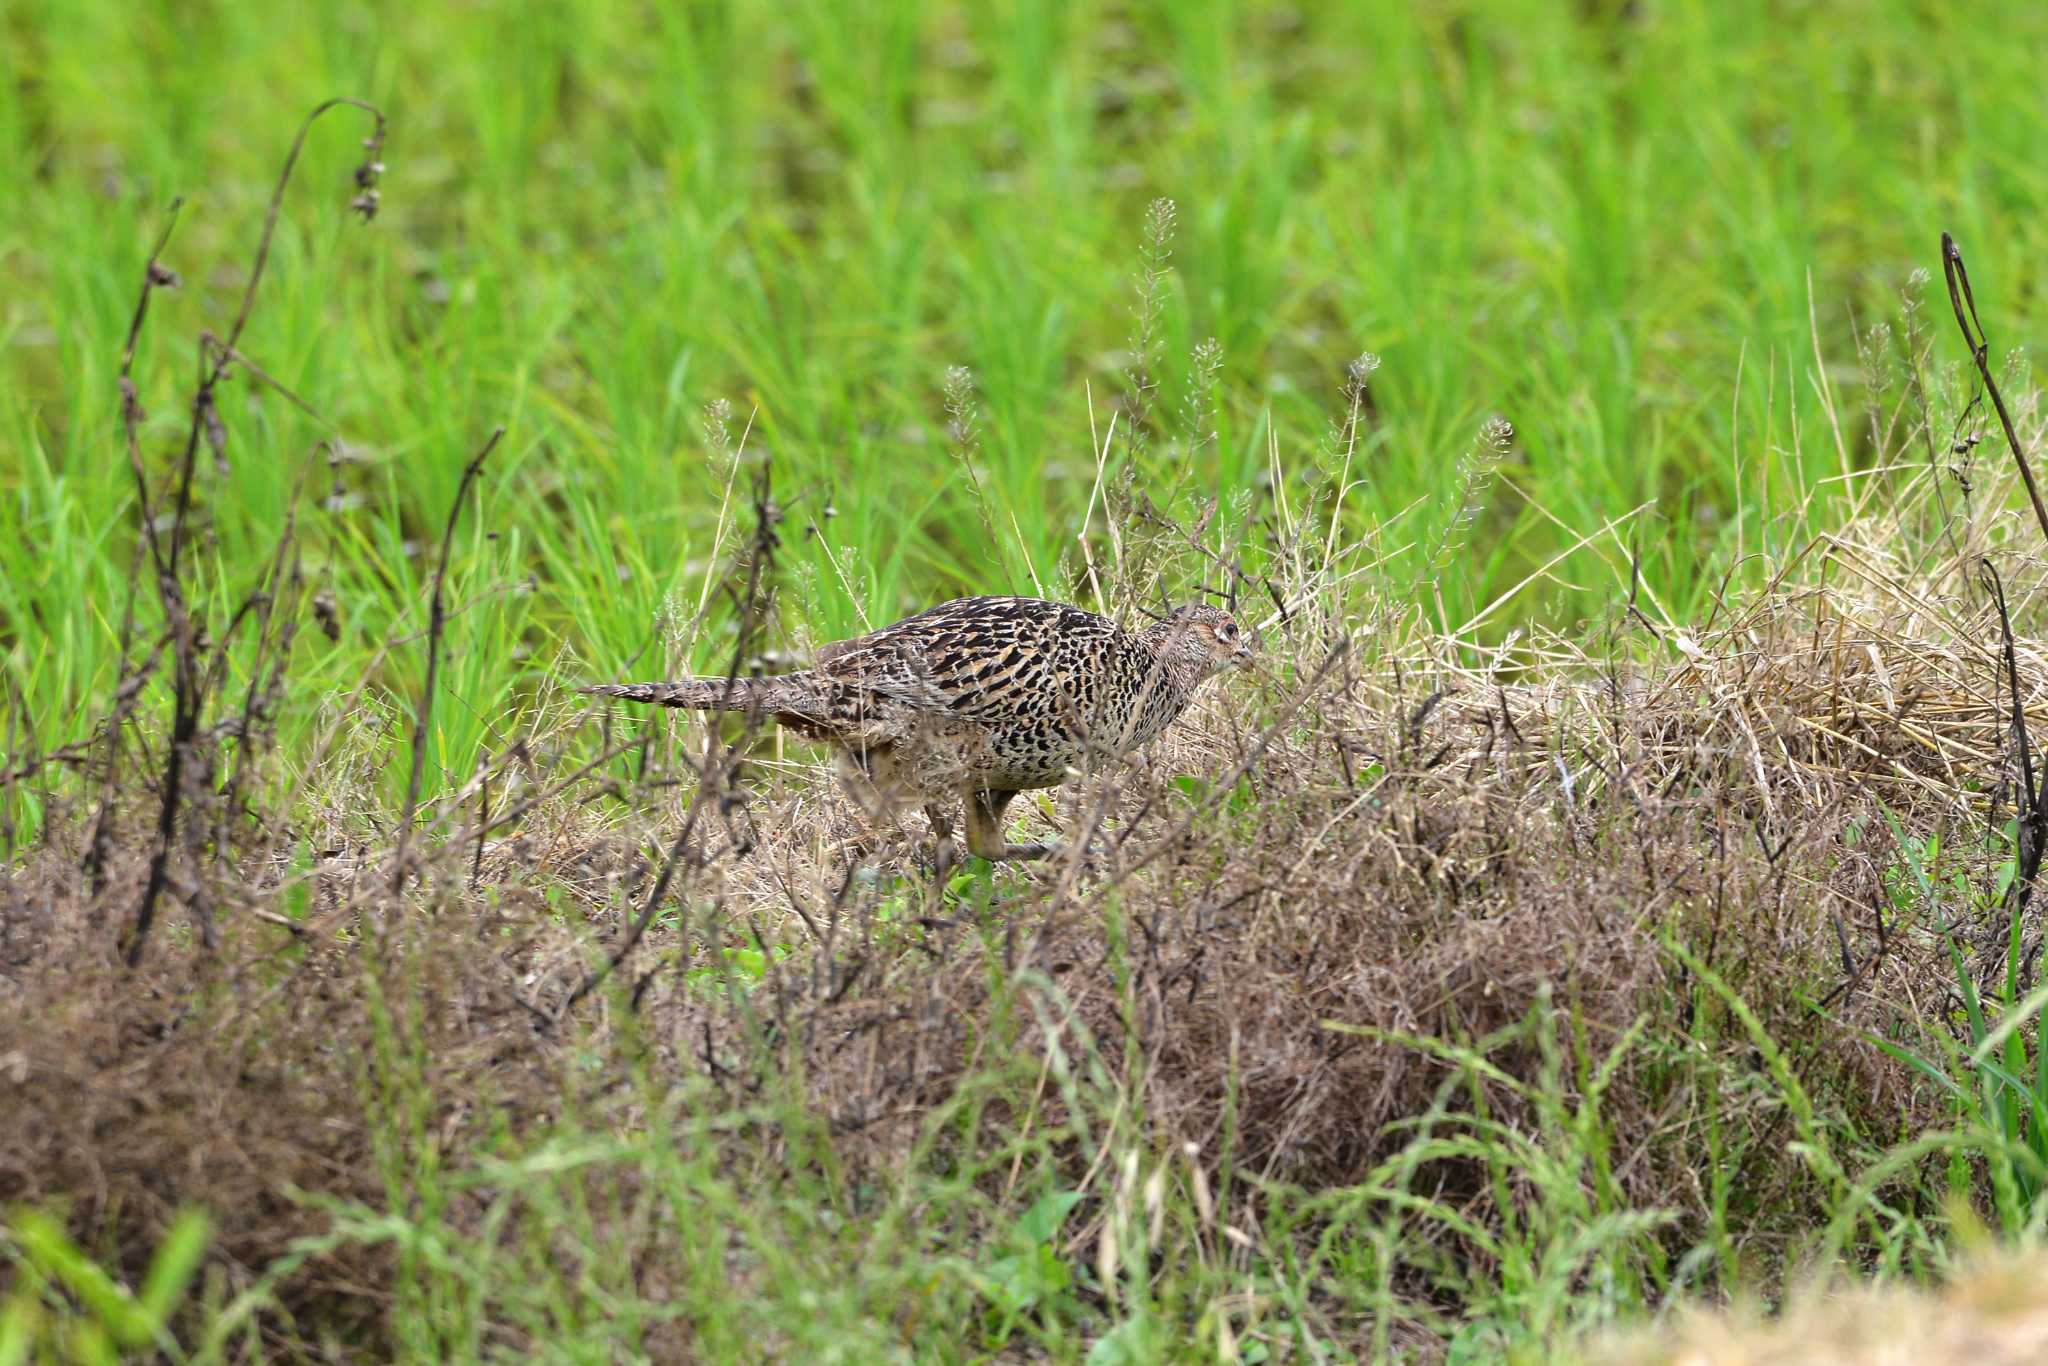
[
  {"x1": 392, "y1": 427, "x2": 504, "y2": 894},
  {"x1": 122, "y1": 98, "x2": 387, "y2": 967},
  {"x1": 1941, "y1": 232, "x2": 2048, "y2": 546}
]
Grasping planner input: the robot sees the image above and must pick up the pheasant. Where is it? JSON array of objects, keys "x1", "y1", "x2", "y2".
[{"x1": 584, "y1": 597, "x2": 1253, "y2": 862}]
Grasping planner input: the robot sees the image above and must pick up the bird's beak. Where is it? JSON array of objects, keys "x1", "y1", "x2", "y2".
[{"x1": 1232, "y1": 645, "x2": 1255, "y2": 670}]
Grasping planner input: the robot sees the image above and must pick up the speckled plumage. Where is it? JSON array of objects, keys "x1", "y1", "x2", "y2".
[{"x1": 584, "y1": 596, "x2": 1252, "y2": 860}]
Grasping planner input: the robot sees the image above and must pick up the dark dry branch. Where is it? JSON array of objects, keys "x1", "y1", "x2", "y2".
[
  {"x1": 117, "y1": 98, "x2": 387, "y2": 967},
  {"x1": 216, "y1": 98, "x2": 386, "y2": 380},
  {"x1": 1981, "y1": 560, "x2": 2048, "y2": 950},
  {"x1": 116, "y1": 197, "x2": 183, "y2": 583},
  {"x1": 213, "y1": 476, "x2": 312, "y2": 858},
  {"x1": 392, "y1": 427, "x2": 503, "y2": 894},
  {"x1": 1942, "y1": 232, "x2": 2048, "y2": 546},
  {"x1": 1940, "y1": 232, "x2": 2048, "y2": 951}
]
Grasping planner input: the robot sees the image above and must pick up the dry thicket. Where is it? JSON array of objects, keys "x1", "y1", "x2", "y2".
[{"x1": 10, "y1": 396, "x2": 2048, "y2": 1349}]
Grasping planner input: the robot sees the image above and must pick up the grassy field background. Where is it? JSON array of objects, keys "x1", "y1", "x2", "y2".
[
  {"x1": 12, "y1": 0, "x2": 2048, "y2": 1360},
  {"x1": 8, "y1": 0, "x2": 2048, "y2": 799}
]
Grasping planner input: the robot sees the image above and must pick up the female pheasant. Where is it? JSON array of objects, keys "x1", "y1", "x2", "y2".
[{"x1": 584, "y1": 597, "x2": 1252, "y2": 861}]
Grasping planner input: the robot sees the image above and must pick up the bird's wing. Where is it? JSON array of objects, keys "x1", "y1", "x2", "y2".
[{"x1": 815, "y1": 598, "x2": 1081, "y2": 721}]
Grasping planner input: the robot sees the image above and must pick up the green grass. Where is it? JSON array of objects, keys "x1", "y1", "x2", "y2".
[
  {"x1": 12, "y1": 1, "x2": 2048, "y2": 1358},
  {"x1": 8, "y1": 0, "x2": 2048, "y2": 801}
]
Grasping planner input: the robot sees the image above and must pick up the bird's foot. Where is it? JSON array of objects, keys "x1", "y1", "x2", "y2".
[
  {"x1": 992, "y1": 840, "x2": 1108, "y2": 875},
  {"x1": 1033, "y1": 833, "x2": 1121, "y2": 876},
  {"x1": 830, "y1": 830, "x2": 968, "y2": 880}
]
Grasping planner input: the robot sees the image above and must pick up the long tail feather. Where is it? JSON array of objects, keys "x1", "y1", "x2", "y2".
[{"x1": 579, "y1": 674, "x2": 818, "y2": 714}]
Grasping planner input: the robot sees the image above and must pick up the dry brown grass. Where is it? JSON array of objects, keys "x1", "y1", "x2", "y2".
[{"x1": 9, "y1": 438, "x2": 2048, "y2": 1354}]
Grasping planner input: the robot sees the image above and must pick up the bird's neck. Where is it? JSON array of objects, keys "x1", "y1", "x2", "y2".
[{"x1": 1137, "y1": 634, "x2": 1208, "y2": 708}]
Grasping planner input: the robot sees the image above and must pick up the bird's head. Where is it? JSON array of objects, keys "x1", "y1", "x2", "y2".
[{"x1": 1143, "y1": 602, "x2": 1255, "y2": 679}]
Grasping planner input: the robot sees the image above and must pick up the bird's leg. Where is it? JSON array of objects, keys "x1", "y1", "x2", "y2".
[
  {"x1": 923, "y1": 802, "x2": 959, "y2": 875},
  {"x1": 829, "y1": 747, "x2": 909, "y2": 866},
  {"x1": 964, "y1": 789, "x2": 1055, "y2": 862}
]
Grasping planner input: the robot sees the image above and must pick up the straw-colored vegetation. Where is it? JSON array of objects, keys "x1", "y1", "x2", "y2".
[
  {"x1": 1590, "y1": 1250, "x2": 2048, "y2": 1364},
  {"x1": 10, "y1": 2, "x2": 2048, "y2": 1360}
]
